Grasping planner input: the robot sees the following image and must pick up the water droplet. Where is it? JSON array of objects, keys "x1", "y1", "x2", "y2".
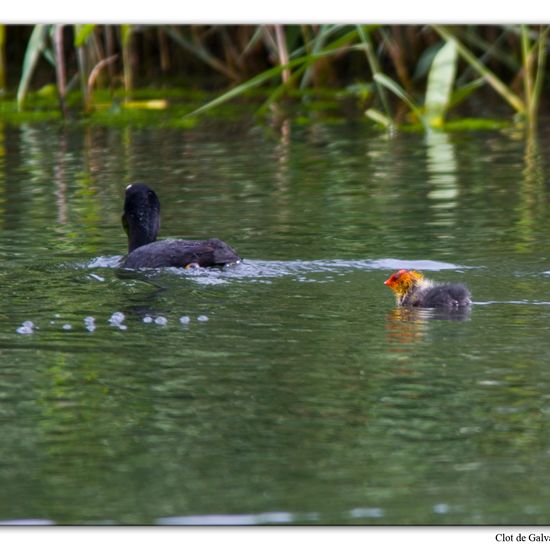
[
  {"x1": 143, "y1": 316, "x2": 153, "y2": 324},
  {"x1": 155, "y1": 316, "x2": 167, "y2": 325},
  {"x1": 109, "y1": 312, "x2": 125, "y2": 325},
  {"x1": 179, "y1": 316, "x2": 191, "y2": 324},
  {"x1": 197, "y1": 315, "x2": 209, "y2": 322},
  {"x1": 433, "y1": 503, "x2": 450, "y2": 514},
  {"x1": 349, "y1": 507, "x2": 384, "y2": 519}
]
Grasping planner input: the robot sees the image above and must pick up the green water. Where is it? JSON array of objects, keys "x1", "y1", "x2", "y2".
[{"x1": 0, "y1": 120, "x2": 550, "y2": 525}]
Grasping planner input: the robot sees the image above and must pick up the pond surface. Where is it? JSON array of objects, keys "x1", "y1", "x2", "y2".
[{"x1": 1, "y1": 118, "x2": 550, "y2": 525}]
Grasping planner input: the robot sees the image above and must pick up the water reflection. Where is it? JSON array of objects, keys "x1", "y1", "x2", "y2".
[
  {"x1": 1, "y1": 122, "x2": 550, "y2": 524},
  {"x1": 385, "y1": 306, "x2": 471, "y2": 346},
  {"x1": 54, "y1": 130, "x2": 68, "y2": 225},
  {"x1": 274, "y1": 117, "x2": 290, "y2": 197},
  {"x1": 515, "y1": 131, "x2": 544, "y2": 252},
  {"x1": 385, "y1": 307, "x2": 429, "y2": 346},
  {"x1": 0, "y1": 123, "x2": 5, "y2": 222},
  {"x1": 425, "y1": 130, "x2": 458, "y2": 228}
]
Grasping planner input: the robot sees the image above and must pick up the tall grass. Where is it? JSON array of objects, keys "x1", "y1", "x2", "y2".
[
  {"x1": 6, "y1": 24, "x2": 550, "y2": 128},
  {"x1": 0, "y1": 25, "x2": 6, "y2": 94}
]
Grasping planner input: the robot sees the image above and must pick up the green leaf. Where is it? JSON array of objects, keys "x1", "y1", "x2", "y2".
[
  {"x1": 17, "y1": 24, "x2": 50, "y2": 111},
  {"x1": 242, "y1": 26, "x2": 264, "y2": 57},
  {"x1": 163, "y1": 26, "x2": 239, "y2": 81},
  {"x1": 300, "y1": 24, "x2": 331, "y2": 89},
  {"x1": 413, "y1": 42, "x2": 446, "y2": 81},
  {"x1": 357, "y1": 25, "x2": 392, "y2": 119},
  {"x1": 425, "y1": 39, "x2": 457, "y2": 127},
  {"x1": 365, "y1": 108, "x2": 393, "y2": 128},
  {"x1": 433, "y1": 25, "x2": 525, "y2": 115},
  {"x1": 256, "y1": 63, "x2": 308, "y2": 117},
  {"x1": 0, "y1": 25, "x2": 5, "y2": 91},
  {"x1": 298, "y1": 25, "x2": 357, "y2": 87},
  {"x1": 183, "y1": 62, "x2": 298, "y2": 120},
  {"x1": 448, "y1": 78, "x2": 484, "y2": 110},
  {"x1": 74, "y1": 24, "x2": 96, "y2": 48},
  {"x1": 373, "y1": 73, "x2": 424, "y2": 121},
  {"x1": 182, "y1": 42, "x2": 357, "y2": 120}
]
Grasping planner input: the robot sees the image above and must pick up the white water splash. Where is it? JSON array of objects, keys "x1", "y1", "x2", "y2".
[{"x1": 16, "y1": 321, "x2": 35, "y2": 335}]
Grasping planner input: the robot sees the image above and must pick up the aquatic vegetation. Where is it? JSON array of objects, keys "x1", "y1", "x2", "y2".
[
  {"x1": 366, "y1": 37, "x2": 459, "y2": 130},
  {"x1": 1, "y1": 24, "x2": 549, "y2": 130}
]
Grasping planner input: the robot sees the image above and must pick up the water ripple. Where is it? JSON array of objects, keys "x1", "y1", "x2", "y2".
[
  {"x1": 86, "y1": 256, "x2": 473, "y2": 285},
  {"x1": 156, "y1": 511, "x2": 297, "y2": 525}
]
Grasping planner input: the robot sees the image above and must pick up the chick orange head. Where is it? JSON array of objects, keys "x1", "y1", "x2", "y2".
[{"x1": 384, "y1": 269, "x2": 423, "y2": 299}]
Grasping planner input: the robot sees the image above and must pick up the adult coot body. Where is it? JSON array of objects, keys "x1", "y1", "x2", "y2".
[{"x1": 121, "y1": 184, "x2": 240, "y2": 269}]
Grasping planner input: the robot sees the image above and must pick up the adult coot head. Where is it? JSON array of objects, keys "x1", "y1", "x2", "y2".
[{"x1": 122, "y1": 183, "x2": 161, "y2": 252}]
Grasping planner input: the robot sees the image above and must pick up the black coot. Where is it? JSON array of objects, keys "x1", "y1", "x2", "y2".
[{"x1": 121, "y1": 183, "x2": 241, "y2": 269}]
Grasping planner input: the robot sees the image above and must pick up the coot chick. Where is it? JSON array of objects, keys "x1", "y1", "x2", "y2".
[
  {"x1": 121, "y1": 183, "x2": 241, "y2": 269},
  {"x1": 384, "y1": 269, "x2": 471, "y2": 308}
]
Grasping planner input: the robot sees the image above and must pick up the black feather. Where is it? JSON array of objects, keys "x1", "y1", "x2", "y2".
[
  {"x1": 120, "y1": 184, "x2": 240, "y2": 269},
  {"x1": 122, "y1": 238, "x2": 240, "y2": 269},
  {"x1": 408, "y1": 283, "x2": 471, "y2": 308}
]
